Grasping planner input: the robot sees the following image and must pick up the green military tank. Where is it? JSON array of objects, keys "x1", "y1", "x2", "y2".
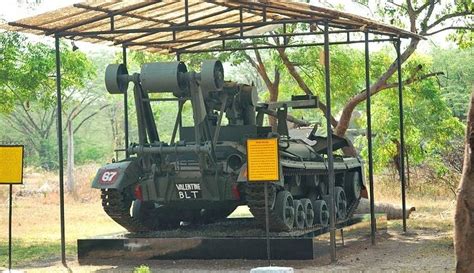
[{"x1": 92, "y1": 60, "x2": 366, "y2": 232}]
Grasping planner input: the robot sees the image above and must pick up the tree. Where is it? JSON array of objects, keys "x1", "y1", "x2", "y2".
[
  {"x1": 455, "y1": 88, "x2": 474, "y2": 273},
  {"x1": 328, "y1": 0, "x2": 473, "y2": 155},
  {"x1": 355, "y1": 55, "x2": 464, "y2": 177},
  {"x1": 0, "y1": 31, "x2": 96, "y2": 177},
  {"x1": 65, "y1": 85, "x2": 109, "y2": 193},
  {"x1": 432, "y1": 47, "x2": 474, "y2": 120}
]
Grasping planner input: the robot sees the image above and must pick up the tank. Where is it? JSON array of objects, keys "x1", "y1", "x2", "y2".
[{"x1": 92, "y1": 60, "x2": 367, "y2": 232}]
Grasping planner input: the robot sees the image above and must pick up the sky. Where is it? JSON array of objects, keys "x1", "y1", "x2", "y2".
[{"x1": 0, "y1": 0, "x2": 458, "y2": 55}]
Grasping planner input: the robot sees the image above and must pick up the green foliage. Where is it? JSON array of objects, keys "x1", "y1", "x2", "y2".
[
  {"x1": 449, "y1": 29, "x2": 473, "y2": 49},
  {"x1": 432, "y1": 47, "x2": 474, "y2": 119},
  {"x1": 355, "y1": 53, "x2": 464, "y2": 172},
  {"x1": 133, "y1": 264, "x2": 152, "y2": 273},
  {"x1": 0, "y1": 31, "x2": 97, "y2": 169},
  {"x1": 0, "y1": 32, "x2": 95, "y2": 112}
]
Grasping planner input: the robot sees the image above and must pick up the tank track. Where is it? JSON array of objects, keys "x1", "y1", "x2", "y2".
[
  {"x1": 246, "y1": 167, "x2": 361, "y2": 232},
  {"x1": 101, "y1": 189, "x2": 151, "y2": 233}
]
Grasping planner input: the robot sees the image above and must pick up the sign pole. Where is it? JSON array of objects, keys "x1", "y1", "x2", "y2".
[
  {"x1": 246, "y1": 138, "x2": 279, "y2": 266},
  {"x1": 0, "y1": 144, "x2": 24, "y2": 271},
  {"x1": 264, "y1": 182, "x2": 271, "y2": 266},
  {"x1": 8, "y1": 183, "x2": 13, "y2": 271}
]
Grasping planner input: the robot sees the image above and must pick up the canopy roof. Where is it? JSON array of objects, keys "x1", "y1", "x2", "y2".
[{"x1": 2, "y1": 0, "x2": 423, "y2": 53}]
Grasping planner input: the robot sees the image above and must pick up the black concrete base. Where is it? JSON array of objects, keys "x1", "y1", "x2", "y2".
[
  {"x1": 78, "y1": 237, "x2": 315, "y2": 262},
  {"x1": 78, "y1": 214, "x2": 384, "y2": 264}
]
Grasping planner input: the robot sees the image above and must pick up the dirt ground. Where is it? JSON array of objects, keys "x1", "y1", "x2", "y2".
[{"x1": 0, "y1": 167, "x2": 456, "y2": 272}]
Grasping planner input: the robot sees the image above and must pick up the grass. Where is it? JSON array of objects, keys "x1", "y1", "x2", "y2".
[
  {"x1": 0, "y1": 240, "x2": 76, "y2": 267},
  {"x1": 133, "y1": 264, "x2": 152, "y2": 273}
]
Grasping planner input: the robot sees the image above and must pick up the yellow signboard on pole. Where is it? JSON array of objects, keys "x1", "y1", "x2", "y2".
[
  {"x1": 0, "y1": 145, "x2": 24, "y2": 184},
  {"x1": 246, "y1": 138, "x2": 280, "y2": 182}
]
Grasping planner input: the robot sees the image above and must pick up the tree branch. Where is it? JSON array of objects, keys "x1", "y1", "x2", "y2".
[
  {"x1": 381, "y1": 71, "x2": 444, "y2": 89},
  {"x1": 243, "y1": 50, "x2": 273, "y2": 91},
  {"x1": 5, "y1": 83, "x2": 42, "y2": 133},
  {"x1": 73, "y1": 104, "x2": 110, "y2": 134},
  {"x1": 424, "y1": 10, "x2": 473, "y2": 32},
  {"x1": 415, "y1": 0, "x2": 437, "y2": 14},
  {"x1": 5, "y1": 117, "x2": 40, "y2": 152},
  {"x1": 276, "y1": 48, "x2": 338, "y2": 127},
  {"x1": 405, "y1": 0, "x2": 417, "y2": 32},
  {"x1": 425, "y1": 26, "x2": 473, "y2": 36}
]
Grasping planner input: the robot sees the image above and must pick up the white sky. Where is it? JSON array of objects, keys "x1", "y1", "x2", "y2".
[{"x1": 0, "y1": 0, "x2": 457, "y2": 55}]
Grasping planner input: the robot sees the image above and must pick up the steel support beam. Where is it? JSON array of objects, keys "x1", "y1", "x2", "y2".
[
  {"x1": 127, "y1": 29, "x2": 359, "y2": 47},
  {"x1": 176, "y1": 38, "x2": 396, "y2": 54},
  {"x1": 123, "y1": 46, "x2": 129, "y2": 159},
  {"x1": 54, "y1": 35, "x2": 67, "y2": 267},
  {"x1": 365, "y1": 31, "x2": 376, "y2": 245},
  {"x1": 59, "y1": 18, "x2": 321, "y2": 37},
  {"x1": 396, "y1": 38, "x2": 407, "y2": 232},
  {"x1": 324, "y1": 21, "x2": 337, "y2": 263}
]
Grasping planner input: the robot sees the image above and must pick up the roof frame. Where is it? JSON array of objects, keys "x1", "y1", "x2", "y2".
[
  {"x1": 3, "y1": 0, "x2": 423, "y2": 54},
  {"x1": 114, "y1": 5, "x2": 236, "y2": 46}
]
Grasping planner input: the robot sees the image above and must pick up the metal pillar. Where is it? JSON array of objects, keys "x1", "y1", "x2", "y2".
[
  {"x1": 365, "y1": 31, "x2": 376, "y2": 245},
  {"x1": 324, "y1": 21, "x2": 336, "y2": 262},
  {"x1": 122, "y1": 46, "x2": 129, "y2": 158},
  {"x1": 54, "y1": 35, "x2": 67, "y2": 266},
  {"x1": 396, "y1": 38, "x2": 407, "y2": 232}
]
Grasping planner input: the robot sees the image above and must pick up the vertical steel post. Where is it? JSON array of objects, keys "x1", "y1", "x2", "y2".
[
  {"x1": 122, "y1": 46, "x2": 129, "y2": 158},
  {"x1": 365, "y1": 31, "x2": 376, "y2": 245},
  {"x1": 8, "y1": 184, "x2": 12, "y2": 270},
  {"x1": 324, "y1": 21, "x2": 337, "y2": 262},
  {"x1": 184, "y1": 0, "x2": 189, "y2": 25},
  {"x1": 55, "y1": 35, "x2": 67, "y2": 266},
  {"x1": 396, "y1": 38, "x2": 407, "y2": 232},
  {"x1": 264, "y1": 183, "x2": 271, "y2": 266},
  {"x1": 176, "y1": 52, "x2": 182, "y2": 136}
]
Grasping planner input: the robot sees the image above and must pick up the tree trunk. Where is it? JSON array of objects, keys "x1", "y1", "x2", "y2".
[
  {"x1": 66, "y1": 119, "x2": 75, "y2": 194},
  {"x1": 268, "y1": 84, "x2": 279, "y2": 130},
  {"x1": 454, "y1": 90, "x2": 474, "y2": 273}
]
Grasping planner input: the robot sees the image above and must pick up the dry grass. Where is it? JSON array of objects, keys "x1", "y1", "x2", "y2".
[{"x1": 0, "y1": 165, "x2": 125, "y2": 268}]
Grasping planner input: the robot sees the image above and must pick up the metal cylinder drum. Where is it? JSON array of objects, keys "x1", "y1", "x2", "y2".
[
  {"x1": 140, "y1": 61, "x2": 188, "y2": 94},
  {"x1": 105, "y1": 63, "x2": 129, "y2": 94},
  {"x1": 200, "y1": 60, "x2": 224, "y2": 91}
]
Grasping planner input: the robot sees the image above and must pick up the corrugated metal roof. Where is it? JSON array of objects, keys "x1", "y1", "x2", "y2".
[{"x1": 1, "y1": 0, "x2": 423, "y2": 53}]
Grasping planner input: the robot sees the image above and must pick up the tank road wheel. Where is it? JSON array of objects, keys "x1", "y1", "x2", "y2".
[
  {"x1": 335, "y1": 187, "x2": 348, "y2": 220},
  {"x1": 274, "y1": 190, "x2": 295, "y2": 231},
  {"x1": 345, "y1": 171, "x2": 361, "y2": 201},
  {"x1": 301, "y1": 198, "x2": 314, "y2": 227},
  {"x1": 313, "y1": 200, "x2": 329, "y2": 226},
  {"x1": 293, "y1": 200, "x2": 305, "y2": 229}
]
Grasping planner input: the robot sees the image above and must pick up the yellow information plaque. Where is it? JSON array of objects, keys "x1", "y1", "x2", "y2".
[
  {"x1": 0, "y1": 145, "x2": 24, "y2": 184},
  {"x1": 246, "y1": 138, "x2": 280, "y2": 182}
]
